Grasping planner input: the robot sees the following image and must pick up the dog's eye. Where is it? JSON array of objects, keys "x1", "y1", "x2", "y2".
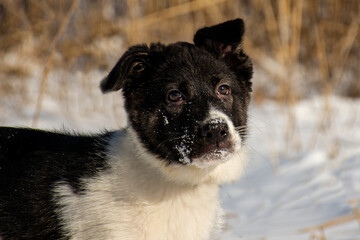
[
  {"x1": 167, "y1": 90, "x2": 184, "y2": 103},
  {"x1": 217, "y1": 84, "x2": 231, "y2": 95},
  {"x1": 131, "y1": 62, "x2": 145, "y2": 72}
]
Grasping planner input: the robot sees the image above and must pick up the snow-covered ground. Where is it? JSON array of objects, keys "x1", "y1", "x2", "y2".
[
  {"x1": 1, "y1": 73, "x2": 360, "y2": 239},
  {"x1": 220, "y1": 97, "x2": 360, "y2": 239}
]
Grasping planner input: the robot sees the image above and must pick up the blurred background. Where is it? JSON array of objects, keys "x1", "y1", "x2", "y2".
[
  {"x1": 0, "y1": 0, "x2": 358, "y2": 144},
  {"x1": 1, "y1": 1, "x2": 359, "y2": 96},
  {"x1": 1, "y1": 1, "x2": 360, "y2": 238},
  {"x1": 0, "y1": 0, "x2": 359, "y2": 152},
  {"x1": 1, "y1": 0, "x2": 359, "y2": 151}
]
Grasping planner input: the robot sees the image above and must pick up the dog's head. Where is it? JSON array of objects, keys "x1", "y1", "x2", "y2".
[{"x1": 101, "y1": 19, "x2": 253, "y2": 184}]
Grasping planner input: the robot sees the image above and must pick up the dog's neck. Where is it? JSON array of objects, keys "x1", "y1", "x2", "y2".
[
  {"x1": 55, "y1": 130, "x2": 222, "y2": 240},
  {"x1": 104, "y1": 126, "x2": 247, "y2": 197},
  {"x1": 63, "y1": 129, "x2": 222, "y2": 240},
  {"x1": 104, "y1": 128, "x2": 219, "y2": 201}
]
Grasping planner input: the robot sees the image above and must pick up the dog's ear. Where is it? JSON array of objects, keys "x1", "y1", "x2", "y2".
[
  {"x1": 100, "y1": 45, "x2": 150, "y2": 93},
  {"x1": 194, "y1": 19, "x2": 253, "y2": 90}
]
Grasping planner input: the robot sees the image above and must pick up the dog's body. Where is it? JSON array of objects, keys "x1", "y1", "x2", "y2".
[{"x1": 0, "y1": 19, "x2": 253, "y2": 240}]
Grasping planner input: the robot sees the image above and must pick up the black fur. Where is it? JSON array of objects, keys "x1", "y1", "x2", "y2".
[{"x1": 0, "y1": 127, "x2": 112, "y2": 239}]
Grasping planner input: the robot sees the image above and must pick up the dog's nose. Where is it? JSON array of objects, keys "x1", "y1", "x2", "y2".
[{"x1": 200, "y1": 119, "x2": 229, "y2": 145}]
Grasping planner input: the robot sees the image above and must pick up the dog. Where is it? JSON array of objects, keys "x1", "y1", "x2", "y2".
[{"x1": 0, "y1": 19, "x2": 253, "y2": 240}]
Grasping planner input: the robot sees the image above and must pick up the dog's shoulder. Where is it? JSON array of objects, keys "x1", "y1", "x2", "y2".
[
  {"x1": 0, "y1": 127, "x2": 115, "y2": 192},
  {"x1": 0, "y1": 126, "x2": 110, "y2": 153},
  {"x1": 0, "y1": 127, "x2": 118, "y2": 239}
]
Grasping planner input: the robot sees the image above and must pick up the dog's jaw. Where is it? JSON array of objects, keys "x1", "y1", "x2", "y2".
[{"x1": 126, "y1": 117, "x2": 246, "y2": 186}]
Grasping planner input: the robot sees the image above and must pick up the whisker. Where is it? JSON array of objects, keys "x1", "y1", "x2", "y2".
[
  {"x1": 235, "y1": 126, "x2": 248, "y2": 136},
  {"x1": 236, "y1": 129, "x2": 247, "y2": 132},
  {"x1": 234, "y1": 126, "x2": 247, "y2": 130}
]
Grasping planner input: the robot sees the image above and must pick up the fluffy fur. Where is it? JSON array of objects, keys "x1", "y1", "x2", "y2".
[{"x1": 0, "y1": 19, "x2": 253, "y2": 240}]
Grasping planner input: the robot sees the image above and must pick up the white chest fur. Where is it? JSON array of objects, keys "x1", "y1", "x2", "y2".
[
  {"x1": 55, "y1": 177, "x2": 221, "y2": 240},
  {"x1": 54, "y1": 130, "x2": 234, "y2": 240}
]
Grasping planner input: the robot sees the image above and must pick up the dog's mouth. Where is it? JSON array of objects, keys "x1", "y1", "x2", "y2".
[
  {"x1": 172, "y1": 137, "x2": 237, "y2": 167},
  {"x1": 164, "y1": 115, "x2": 242, "y2": 167},
  {"x1": 197, "y1": 147, "x2": 233, "y2": 161},
  {"x1": 189, "y1": 141, "x2": 236, "y2": 167},
  {"x1": 197, "y1": 140, "x2": 233, "y2": 155}
]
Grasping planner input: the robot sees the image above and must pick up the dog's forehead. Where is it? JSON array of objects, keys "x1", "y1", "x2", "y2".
[
  {"x1": 168, "y1": 43, "x2": 222, "y2": 67},
  {"x1": 152, "y1": 43, "x2": 234, "y2": 84}
]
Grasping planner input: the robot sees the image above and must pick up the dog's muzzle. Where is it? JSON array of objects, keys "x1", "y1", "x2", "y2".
[
  {"x1": 192, "y1": 118, "x2": 234, "y2": 160},
  {"x1": 199, "y1": 118, "x2": 230, "y2": 147}
]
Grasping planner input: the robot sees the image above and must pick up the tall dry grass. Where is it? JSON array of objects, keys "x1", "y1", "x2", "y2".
[
  {"x1": 0, "y1": 0, "x2": 359, "y2": 131},
  {"x1": 1, "y1": 0, "x2": 359, "y2": 99}
]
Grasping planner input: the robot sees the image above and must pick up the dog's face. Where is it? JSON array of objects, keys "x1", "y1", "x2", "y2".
[{"x1": 101, "y1": 19, "x2": 252, "y2": 173}]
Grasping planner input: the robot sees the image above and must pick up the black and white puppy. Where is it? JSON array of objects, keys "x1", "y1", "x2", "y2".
[{"x1": 0, "y1": 19, "x2": 253, "y2": 240}]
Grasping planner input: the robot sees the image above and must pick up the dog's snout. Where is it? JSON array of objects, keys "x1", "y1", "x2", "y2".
[{"x1": 200, "y1": 119, "x2": 229, "y2": 145}]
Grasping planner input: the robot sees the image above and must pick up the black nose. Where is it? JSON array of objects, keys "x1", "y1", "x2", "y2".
[{"x1": 200, "y1": 119, "x2": 229, "y2": 145}]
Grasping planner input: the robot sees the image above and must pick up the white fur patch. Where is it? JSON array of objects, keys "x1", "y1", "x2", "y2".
[{"x1": 54, "y1": 129, "x2": 244, "y2": 240}]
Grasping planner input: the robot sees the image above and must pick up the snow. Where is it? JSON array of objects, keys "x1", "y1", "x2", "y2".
[
  {"x1": 1, "y1": 73, "x2": 360, "y2": 239},
  {"x1": 175, "y1": 141, "x2": 192, "y2": 164},
  {"x1": 219, "y1": 97, "x2": 360, "y2": 239}
]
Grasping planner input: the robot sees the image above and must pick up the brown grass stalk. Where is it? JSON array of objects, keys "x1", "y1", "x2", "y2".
[
  {"x1": 299, "y1": 214, "x2": 357, "y2": 234},
  {"x1": 31, "y1": 0, "x2": 80, "y2": 127},
  {"x1": 129, "y1": 0, "x2": 226, "y2": 27},
  {"x1": 124, "y1": 0, "x2": 227, "y2": 43},
  {"x1": 333, "y1": 17, "x2": 360, "y2": 89}
]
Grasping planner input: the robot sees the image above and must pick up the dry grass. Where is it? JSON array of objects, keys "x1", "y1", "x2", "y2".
[
  {"x1": 299, "y1": 199, "x2": 360, "y2": 240},
  {"x1": 0, "y1": 0, "x2": 358, "y2": 99},
  {"x1": 0, "y1": 0, "x2": 359, "y2": 130},
  {"x1": 32, "y1": 0, "x2": 80, "y2": 127}
]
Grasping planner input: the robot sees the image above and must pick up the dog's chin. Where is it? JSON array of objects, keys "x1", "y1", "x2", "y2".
[{"x1": 190, "y1": 148, "x2": 234, "y2": 169}]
